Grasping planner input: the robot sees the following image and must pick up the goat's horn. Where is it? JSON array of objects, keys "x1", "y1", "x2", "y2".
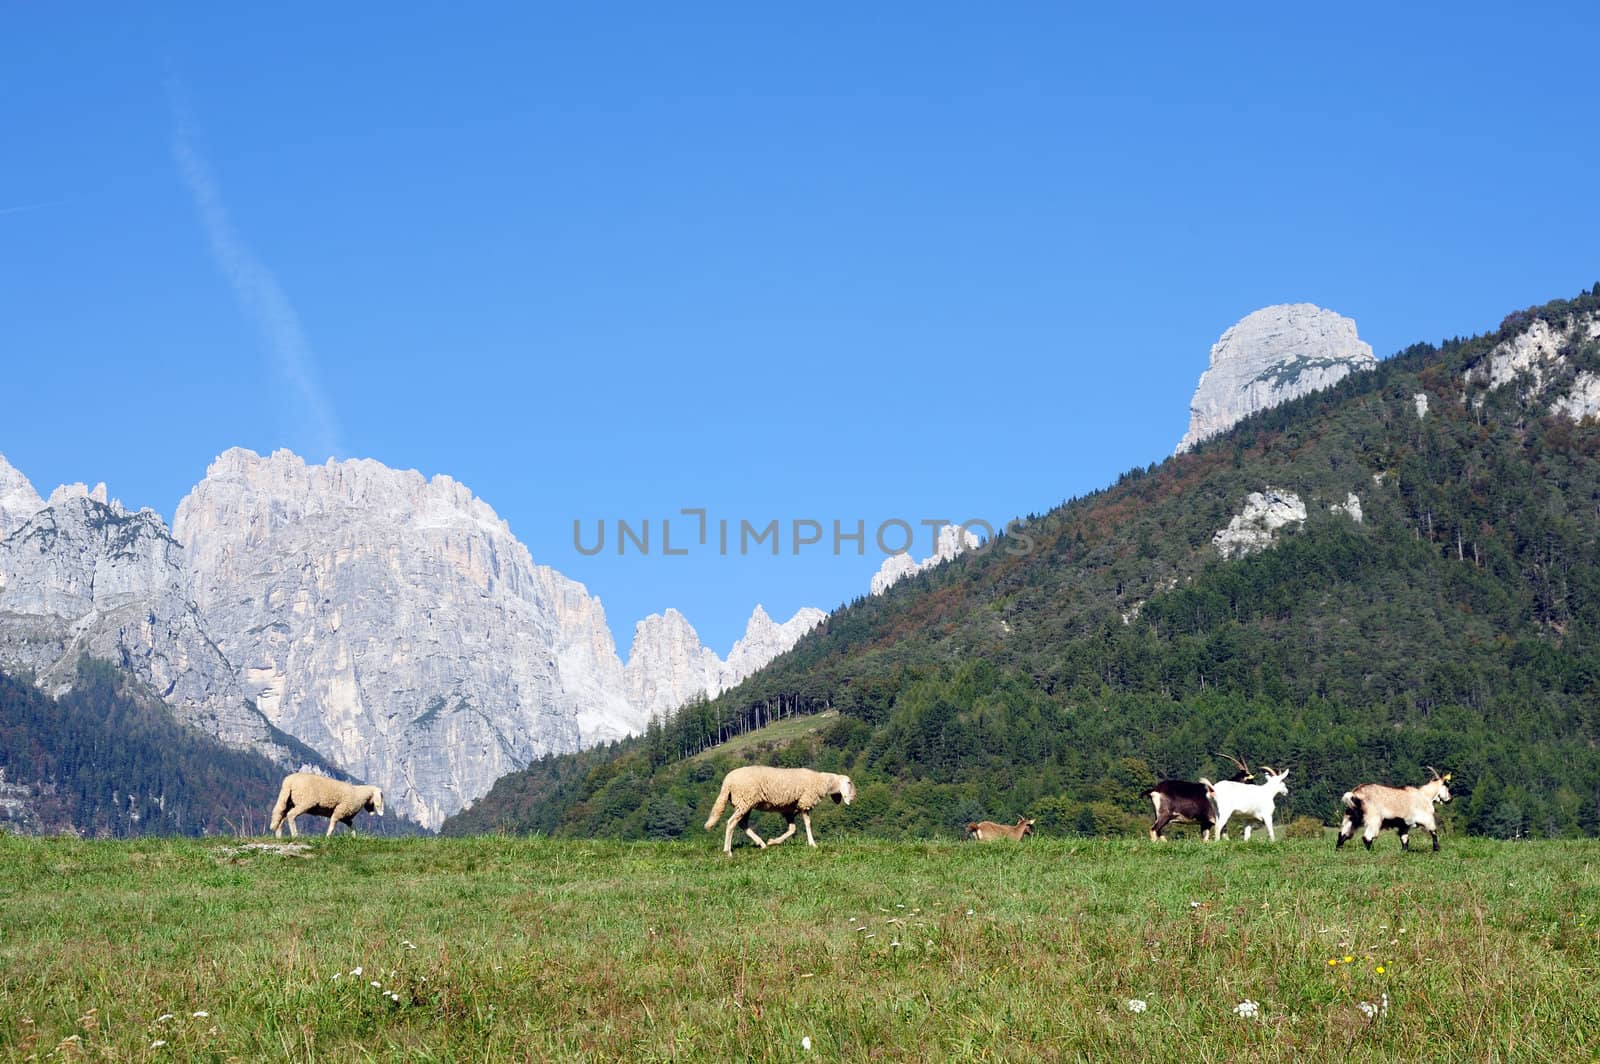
[
  {"x1": 1426, "y1": 765, "x2": 1441, "y2": 779},
  {"x1": 1260, "y1": 765, "x2": 1275, "y2": 775}
]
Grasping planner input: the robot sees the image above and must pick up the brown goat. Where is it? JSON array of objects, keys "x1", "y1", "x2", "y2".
[{"x1": 966, "y1": 816, "x2": 1035, "y2": 841}]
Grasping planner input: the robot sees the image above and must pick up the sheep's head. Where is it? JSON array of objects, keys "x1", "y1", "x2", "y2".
[
  {"x1": 367, "y1": 788, "x2": 386, "y2": 816},
  {"x1": 835, "y1": 776, "x2": 856, "y2": 805}
]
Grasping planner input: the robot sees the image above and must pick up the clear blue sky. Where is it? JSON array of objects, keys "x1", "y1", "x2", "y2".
[{"x1": 4, "y1": 5, "x2": 1598, "y2": 655}]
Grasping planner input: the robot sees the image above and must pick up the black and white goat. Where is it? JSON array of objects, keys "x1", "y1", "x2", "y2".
[
  {"x1": 1337, "y1": 767, "x2": 1453, "y2": 851},
  {"x1": 1142, "y1": 755, "x2": 1252, "y2": 842}
]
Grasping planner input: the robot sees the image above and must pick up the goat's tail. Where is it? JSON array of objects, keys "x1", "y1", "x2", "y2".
[
  {"x1": 1340, "y1": 790, "x2": 1357, "y2": 809},
  {"x1": 269, "y1": 778, "x2": 293, "y2": 832},
  {"x1": 704, "y1": 778, "x2": 733, "y2": 831}
]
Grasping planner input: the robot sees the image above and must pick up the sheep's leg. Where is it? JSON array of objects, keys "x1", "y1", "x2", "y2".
[
  {"x1": 802, "y1": 812, "x2": 816, "y2": 847},
  {"x1": 284, "y1": 803, "x2": 318, "y2": 838},
  {"x1": 739, "y1": 808, "x2": 767, "y2": 849},
  {"x1": 722, "y1": 814, "x2": 738, "y2": 856},
  {"x1": 767, "y1": 814, "x2": 798, "y2": 847}
]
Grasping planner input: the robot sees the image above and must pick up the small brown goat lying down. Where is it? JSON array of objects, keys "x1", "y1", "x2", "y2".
[
  {"x1": 704, "y1": 765, "x2": 855, "y2": 855},
  {"x1": 966, "y1": 817, "x2": 1035, "y2": 841},
  {"x1": 270, "y1": 772, "x2": 385, "y2": 837}
]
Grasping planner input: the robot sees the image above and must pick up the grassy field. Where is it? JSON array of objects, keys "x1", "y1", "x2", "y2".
[{"x1": 1, "y1": 832, "x2": 1597, "y2": 1062}]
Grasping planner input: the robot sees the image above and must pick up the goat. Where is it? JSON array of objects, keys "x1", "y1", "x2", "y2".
[
  {"x1": 1142, "y1": 753, "x2": 1252, "y2": 842},
  {"x1": 1143, "y1": 779, "x2": 1219, "y2": 841},
  {"x1": 1213, "y1": 766, "x2": 1290, "y2": 841},
  {"x1": 966, "y1": 816, "x2": 1035, "y2": 842},
  {"x1": 1337, "y1": 767, "x2": 1453, "y2": 851}
]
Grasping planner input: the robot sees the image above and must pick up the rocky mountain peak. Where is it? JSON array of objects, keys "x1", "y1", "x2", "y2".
[
  {"x1": 1176, "y1": 304, "x2": 1375, "y2": 454},
  {"x1": 624, "y1": 603, "x2": 826, "y2": 720},
  {"x1": 0, "y1": 454, "x2": 44, "y2": 539},
  {"x1": 0, "y1": 491, "x2": 281, "y2": 755}
]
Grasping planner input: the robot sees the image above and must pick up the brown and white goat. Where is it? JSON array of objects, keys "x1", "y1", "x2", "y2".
[
  {"x1": 966, "y1": 816, "x2": 1035, "y2": 842},
  {"x1": 1337, "y1": 768, "x2": 1453, "y2": 851},
  {"x1": 1143, "y1": 779, "x2": 1219, "y2": 841}
]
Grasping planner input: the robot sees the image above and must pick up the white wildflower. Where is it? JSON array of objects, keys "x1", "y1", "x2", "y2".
[
  {"x1": 1233, "y1": 1000, "x2": 1260, "y2": 1019},
  {"x1": 801, "y1": 1036, "x2": 812, "y2": 1051},
  {"x1": 350, "y1": 967, "x2": 363, "y2": 977},
  {"x1": 965, "y1": 909, "x2": 975, "y2": 916},
  {"x1": 1127, "y1": 999, "x2": 1148, "y2": 1013},
  {"x1": 191, "y1": 1011, "x2": 208, "y2": 1019},
  {"x1": 155, "y1": 1014, "x2": 174, "y2": 1023},
  {"x1": 151, "y1": 1040, "x2": 167, "y2": 1049}
]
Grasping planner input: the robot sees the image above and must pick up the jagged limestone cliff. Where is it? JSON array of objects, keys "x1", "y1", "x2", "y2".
[
  {"x1": 173, "y1": 448, "x2": 647, "y2": 829},
  {"x1": 1177, "y1": 304, "x2": 1375, "y2": 454}
]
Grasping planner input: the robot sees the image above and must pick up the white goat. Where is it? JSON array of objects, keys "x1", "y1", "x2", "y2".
[
  {"x1": 1337, "y1": 768, "x2": 1453, "y2": 851},
  {"x1": 1213, "y1": 766, "x2": 1289, "y2": 841}
]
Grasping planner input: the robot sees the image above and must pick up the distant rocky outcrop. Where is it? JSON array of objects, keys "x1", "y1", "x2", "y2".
[
  {"x1": 1212, "y1": 489, "x2": 1307, "y2": 559},
  {"x1": 0, "y1": 487, "x2": 288, "y2": 756},
  {"x1": 1466, "y1": 310, "x2": 1600, "y2": 421},
  {"x1": 624, "y1": 604, "x2": 825, "y2": 719},
  {"x1": 870, "y1": 524, "x2": 981, "y2": 596},
  {"x1": 1177, "y1": 304, "x2": 1375, "y2": 454}
]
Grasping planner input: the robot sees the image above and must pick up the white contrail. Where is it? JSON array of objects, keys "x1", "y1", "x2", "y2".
[
  {"x1": 169, "y1": 94, "x2": 344, "y2": 461},
  {"x1": 0, "y1": 201, "x2": 63, "y2": 216}
]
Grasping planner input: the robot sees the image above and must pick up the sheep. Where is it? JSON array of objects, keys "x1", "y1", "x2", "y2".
[
  {"x1": 270, "y1": 771, "x2": 385, "y2": 838},
  {"x1": 1213, "y1": 767, "x2": 1290, "y2": 841},
  {"x1": 966, "y1": 816, "x2": 1035, "y2": 841},
  {"x1": 1337, "y1": 768, "x2": 1453, "y2": 851},
  {"x1": 703, "y1": 765, "x2": 855, "y2": 855}
]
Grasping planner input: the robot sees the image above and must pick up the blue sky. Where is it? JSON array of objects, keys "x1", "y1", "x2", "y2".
[{"x1": 4, "y1": 5, "x2": 1598, "y2": 655}]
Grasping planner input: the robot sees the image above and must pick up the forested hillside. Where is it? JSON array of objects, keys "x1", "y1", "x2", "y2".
[
  {"x1": 446, "y1": 285, "x2": 1600, "y2": 841},
  {"x1": 0, "y1": 658, "x2": 421, "y2": 836}
]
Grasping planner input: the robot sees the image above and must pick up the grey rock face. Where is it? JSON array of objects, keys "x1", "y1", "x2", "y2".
[
  {"x1": 869, "y1": 524, "x2": 981, "y2": 596},
  {"x1": 173, "y1": 448, "x2": 645, "y2": 829},
  {"x1": 0, "y1": 491, "x2": 282, "y2": 753},
  {"x1": 0, "y1": 454, "x2": 44, "y2": 539},
  {"x1": 1177, "y1": 305, "x2": 1375, "y2": 454},
  {"x1": 1212, "y1": 489, "x2": 1307, "y2": 559},
  {"x1": 1466, "y1": 311, "x2": 1600, "y2": 421},
  {"x1": 624, "y1": 604, "x2": 826, "y2": 719}
]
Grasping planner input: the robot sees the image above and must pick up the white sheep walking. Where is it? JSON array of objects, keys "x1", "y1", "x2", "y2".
[
  {"x1": 703, "y1": 765, "x2": 855, "y2": 855},
  {"x1": 270, "y1": 772, "x2": 385, "y2": 837}
]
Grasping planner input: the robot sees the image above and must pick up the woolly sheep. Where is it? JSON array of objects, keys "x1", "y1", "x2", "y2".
[
  {"x1": 270, "y1": 772, "x2": 385, "y2": 838},
  {"x1": 703, "y1": 765, "x2": 855, "y2": 855}
]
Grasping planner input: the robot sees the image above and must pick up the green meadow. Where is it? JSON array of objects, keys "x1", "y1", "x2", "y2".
[{"x1": 1, "y1": 833, "x2": 1596, "y2": 1062}]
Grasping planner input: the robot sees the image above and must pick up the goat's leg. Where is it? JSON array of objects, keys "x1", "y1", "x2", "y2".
[
  {"x1": 1263, "y1": 815, "x2": 1275, "y2": 842},
  {"x1": 1211, "y1": 811, "x2": 1231, "y2": 841},
  {"x1": 1151, "y1": 811, "x2": 1175, "y2": 841},
  {"x1": 1430, "y1": 828, "x2": 1440, "y2": 851},
  {"x1": 1242, "y1": 822, "x2": 1254, "y2": 842}
]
